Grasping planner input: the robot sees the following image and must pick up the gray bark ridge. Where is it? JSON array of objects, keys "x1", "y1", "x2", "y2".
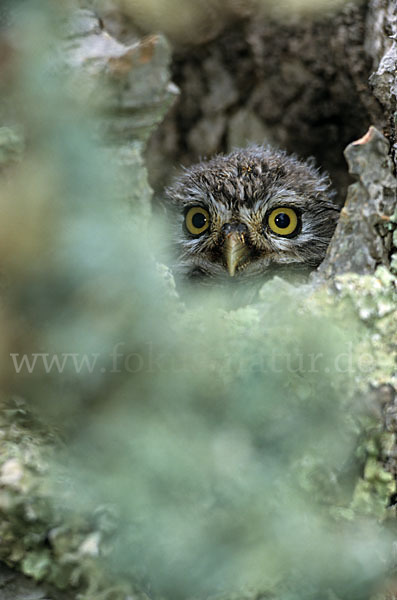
[{"x1": 316, "y1": 126, "x2": 397, "y2": 281}]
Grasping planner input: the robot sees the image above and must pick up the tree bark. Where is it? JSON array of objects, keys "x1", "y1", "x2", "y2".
[{"x1": 142, "y1": 1, "x2": 396, "y2": 207}]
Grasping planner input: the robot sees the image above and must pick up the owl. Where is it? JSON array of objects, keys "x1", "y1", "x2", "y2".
[{"x1": 165, "y1": 146, "x2": 339, "y2": 286}]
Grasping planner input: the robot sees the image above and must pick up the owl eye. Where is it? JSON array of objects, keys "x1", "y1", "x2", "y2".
[
  {"x1": 185, "y1": 206, "x2": 210, "y2": 236},
  {"x1": 267, "y1": 207, "x2": 299, "y2": 237}
]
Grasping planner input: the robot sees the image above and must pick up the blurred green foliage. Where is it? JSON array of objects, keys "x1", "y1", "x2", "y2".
[{"x1": 0, "y1": 3, "x2": 395, "y2": 600}]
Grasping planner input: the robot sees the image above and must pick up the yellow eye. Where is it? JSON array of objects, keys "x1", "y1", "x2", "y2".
[
  {"x1": 267, "y1": 207, "x2": 299, "y2": 237},
  {"x1": 185, "y1": 206, "x2": 210, "y2": 236}
]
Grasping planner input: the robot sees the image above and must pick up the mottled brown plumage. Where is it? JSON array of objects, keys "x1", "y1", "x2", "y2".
[{"x1": 165, "y1": 146, "x2": 339, "y2": 286}]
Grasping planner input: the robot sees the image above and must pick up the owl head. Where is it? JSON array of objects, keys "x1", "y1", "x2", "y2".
[{"x1": 165, "y1": 146, "x2": 339, "y2": 285}]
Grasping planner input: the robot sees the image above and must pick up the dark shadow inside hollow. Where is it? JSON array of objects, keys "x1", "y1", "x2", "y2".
[{"x1": 146, "y1": 2, "x2": 384, "y2": 204}]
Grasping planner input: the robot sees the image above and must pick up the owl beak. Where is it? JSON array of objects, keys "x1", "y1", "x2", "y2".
[{"x1": 223, "y1": 232, "x2": 249, "y2": 277}]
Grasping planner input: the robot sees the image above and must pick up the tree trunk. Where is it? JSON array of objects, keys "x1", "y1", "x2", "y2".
[
  {"x1": 143, "y1": 0, "x2": 396, "y2": 206},
  {"x1": 0, "y1": 2, "x2": 396, "y2": 599}
]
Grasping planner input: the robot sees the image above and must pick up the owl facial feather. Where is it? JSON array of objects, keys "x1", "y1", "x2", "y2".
[{"x1": 165, "y1": 145, "x2": 340, "y2": 284}]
